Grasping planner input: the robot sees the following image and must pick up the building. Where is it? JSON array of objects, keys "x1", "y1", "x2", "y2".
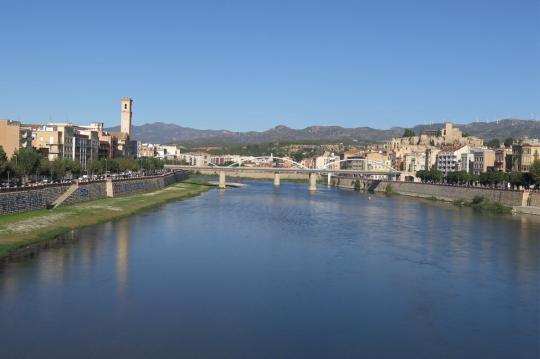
[
  {"x1": 512, "y1": 139, "x2": 540, "y2": 172},
  {"x1": 0, "y1": 119, "x2": 33, "y2": 159},
  {"x1": 315, "y1": 152, "x2": 340, "y2": 169},
  {"x1": 403, "y1": 152, "x2": 426, "y2": 173},
  {"x1": 495, "y1": 148, "x2": 509, "y2": 172},
  {"x1": 138, "y1": 143, "x2": 158, "y2": 158},
  {"x1": 425, "y1": 148, "x2": 441, "y2": 170},
  {"x1": 472, "y1": 149, "x2": 495, "y2": 175},
  {"x1": 120, "y1": 97, "x2": 133, "y2": 137},
  {"x1": 436, "y1": 145, "x2": 470, "y2": 175},
  {"x1": 460, "y1": 152, "x2": 475, "y2": 173},
  {"x1": 156, "y1": 145, "x2": 182, "y2": 160},
  {"x1": 179, "y1": 153, "x2": 210, "y2": 166},
  {"x1": 33, "y1": 124, "x2": 75, "y2": 161}
]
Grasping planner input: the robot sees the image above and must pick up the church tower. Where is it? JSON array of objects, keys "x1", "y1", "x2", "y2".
[{"x1": 120, "y1": 97, "x2": 133, "y2": 136}]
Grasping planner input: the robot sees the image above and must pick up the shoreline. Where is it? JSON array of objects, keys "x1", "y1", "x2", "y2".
[{"x1": 0, "y1": 182, "x2": 210, "y2": 261}]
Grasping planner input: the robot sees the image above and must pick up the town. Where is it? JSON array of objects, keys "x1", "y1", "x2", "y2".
[{"x1": 0, "y1": 98, "x2": 538, "y2": 190}]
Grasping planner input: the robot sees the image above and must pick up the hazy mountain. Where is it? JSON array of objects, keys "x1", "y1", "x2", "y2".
[{"x1": 106, "y1": 119, "x2": 540, "y2": 145}]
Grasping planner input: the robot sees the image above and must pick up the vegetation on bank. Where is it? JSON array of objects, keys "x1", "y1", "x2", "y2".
[
  {"x1": 0, "y1": 182, "x2": 209, "y2": 259},
  {"x1": 452, "y1": 196, "x2": 511, "y2": 215}
]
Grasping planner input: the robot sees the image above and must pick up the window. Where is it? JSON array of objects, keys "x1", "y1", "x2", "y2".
[{"x1": 124, "y1": 104, "x2": 128, "y2": 110}]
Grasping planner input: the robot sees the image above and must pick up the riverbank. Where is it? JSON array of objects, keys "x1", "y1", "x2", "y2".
[{"x1": 0, "y1": 182, "x2": 210, "y2": 260}]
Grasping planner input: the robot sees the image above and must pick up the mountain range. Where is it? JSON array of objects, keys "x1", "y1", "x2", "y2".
[{"x1": 106, "y1": 119, "x2": 540, "y2": 146}]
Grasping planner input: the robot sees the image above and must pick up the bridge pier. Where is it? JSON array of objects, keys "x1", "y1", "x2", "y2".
[
  {"x1": 327, "y1": 173, "x2": 332, "y2": 187},
  {"x1": 218, "y1": 171, "x2": 226, "y2": 189},
  {"x1": 308, "y1": 172, "x2": 317, "y2": 191},
  {"x1": 273, "y1": 172, "x2": 280, "y2": 186}
]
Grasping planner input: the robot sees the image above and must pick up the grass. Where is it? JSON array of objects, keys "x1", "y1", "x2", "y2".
[
  {"x1": 452, "y1": 195, "x2": 511, "y2": 215},
  {"x1": 0, "y1": 182, "x2": 209, "y2": 259}
]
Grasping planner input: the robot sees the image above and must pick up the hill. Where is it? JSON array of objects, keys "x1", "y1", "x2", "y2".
[{"x1": 106, "y1": 119, "x2": 540, "y2": 145}]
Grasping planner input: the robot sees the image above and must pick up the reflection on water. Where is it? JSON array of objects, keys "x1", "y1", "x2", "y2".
[
  {"x1": 116, "y1": 220, "x2": 130, "y2": 295},
  {"x1": 0, "y1": 181, "x2": 539, "y2": 358}
]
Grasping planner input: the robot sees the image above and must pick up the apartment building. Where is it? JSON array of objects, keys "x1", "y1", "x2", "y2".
[
  {"x1": 472, "y1": 149, "x2": 495, "y2": 175},
  {"x1": 436, "y1": 145, "x2": 470, "y2": 175},
  {"x1": 0, "y1": 119, "x2": 33, "y2": 158},
  {"x1": 512, "y1": 139, "x2": 540, "y2": 172}
]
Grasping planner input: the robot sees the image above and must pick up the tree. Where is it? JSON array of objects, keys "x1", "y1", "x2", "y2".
[
  {"x1": 291, "y1": 152, "x2": 304, "y2": 163},
  {"x1": 510, "y1": 172, "x2": 526, "y2": 188},
  {"x1": 486, "y1": 139, "x2": 500, "y2": 149},
  {"x1": 529, "y1": 159, "x2": 540, "y2": 186},
  {"x1": 0, "y1": 146, "x2": 6, "y2": 165},
  {"x1": 12, "y1": 148, "x2": 42, "y2": 181},
  {"x1": 39, "y1": 159, "x2": 51, "y2": 178},
  {"x1": 456, "y1": 170, "x2": 470, "y2": 185},
  {"x1": 429, "y1": 169, "x2": 443, "y2": 183},
  {"x1": 403, "y1": 129, "x2": 415, "y2": 137},
  {"x1": 87, "y1": 160, "x2": 104, "y2": 176},
  {"x1": 504, "y1": 137, "x2": 514, "y2": 148},
  {"x1": 64, "y1": 159, "x2": 82, "y2": 178},
  {"x1": 50, "y1": 159, "x2": 67, "y2": 181},
  {"x1": 446, "y1": 172, "x2": 458, "y2": 184},
  {"x1": 479, "y1": 172, "x2": 496, "y2": 186}
]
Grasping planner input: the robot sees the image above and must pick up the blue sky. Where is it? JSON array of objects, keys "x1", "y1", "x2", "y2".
[{"x1": 1, "y1": 0, "x2": 539, "y2": 131}]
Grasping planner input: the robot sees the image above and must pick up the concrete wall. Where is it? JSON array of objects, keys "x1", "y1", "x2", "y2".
[
  {"x1": 333, "y1": 177, "x2": 524, "y2": 207},
  {"x1": 529, "y1": 192, "x2": 540, "y2": 207},
  {"x1": 0, "y1": 171, "x2": 190, "y2": 215}
]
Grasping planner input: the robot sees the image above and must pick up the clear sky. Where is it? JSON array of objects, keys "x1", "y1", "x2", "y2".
[{"x1": 1, "y1": 0, "x2": 539, "y2": 131}]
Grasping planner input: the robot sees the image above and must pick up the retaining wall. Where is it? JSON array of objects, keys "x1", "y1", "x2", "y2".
[
  {"x1": 333, "y1": 177, "x2": 525, "y2": 207},
  {"x1": 0, "y1": 184, "x2": 70, "y2": 215},
  {"x1": 529, "y1": 192, "x2": 540, "y2": 207},
  {"x1": 0, "y1": 171, "x2": 190, "y2": 215}
]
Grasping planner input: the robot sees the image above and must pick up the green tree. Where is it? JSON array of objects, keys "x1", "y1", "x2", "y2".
[
  {"x1": 446, "y1": 172, "x2": 458, "y2": 184},
  {"x1": 87, "y1": 160, "x2": 104, "y2": 176},
  {"x1": 38, "y1": 159, "x2": 51, "y2": 178},
  {"x1": 456, "y1": 170, "x2": 470, "y2": 185},
  {"x1": 486, "y1": 139, "x2": 501, "y2": 149},
  {"x1": 64, "y1": 159, "x2": 82, "y2": 178},
  {"x1": 529, "y1": 159, "x2": 540, "y2": 186},
  {"x1": 403, "y1": 129, "x2": 416, "y2": 137},
  {"x1": 429, "y1": 169, "x2": 443, "y2": 183},
  {"x1": 12, "y1": 147, "x2": 42, "y2": 181},
  {"x1": 510, "y1": 172, "x2": 525, "y2": 188},
  {"x1": 291, "y1": 152, "x2": 304, "y2": 163},
  {"x1": 0, "y1": 146, "x2": 7, "y2": 165},
  {"x1": 50, "y1": 159, "x2": 67, "y2": 181},
  {"x1": 504, "y1": 137, "x2": 514, "y2": 148}
]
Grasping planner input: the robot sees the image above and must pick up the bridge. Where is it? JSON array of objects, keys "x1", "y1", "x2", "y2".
[{"x1": 165, "y1": 157, "x2": 401, "y2": 191}]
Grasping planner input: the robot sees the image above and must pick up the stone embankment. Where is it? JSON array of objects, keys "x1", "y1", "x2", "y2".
[
  {"x1": 331, "y1": 177, "x2": 525, "y2": 208},
  {"x1": 0, "y1": 171, "x2": 189, "y2": 216}
]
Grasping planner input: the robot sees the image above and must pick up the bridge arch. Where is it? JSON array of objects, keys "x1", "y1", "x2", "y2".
[
  {"x1": 318, "y1": 158, "x2": 398, "y2": 173},
  {"x1": 226, "y1": 156, "x2": 309, "y2": 169}
]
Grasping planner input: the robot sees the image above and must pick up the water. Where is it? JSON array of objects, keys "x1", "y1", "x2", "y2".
[{"x1": 1, "y1": 181, "x2": 539, "y2": 358}]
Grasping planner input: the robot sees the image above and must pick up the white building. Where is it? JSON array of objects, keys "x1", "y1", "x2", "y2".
[
  {"x1": 315, "y1": 153, "x2": 340, "y2": 169},
  {"x1": 436, "y1": 146, "x2": 470, "y2": 175}
]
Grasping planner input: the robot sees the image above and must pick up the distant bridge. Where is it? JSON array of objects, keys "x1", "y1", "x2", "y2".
[{"x1": 166, "y1": 157, "x2": 400, "y2": 191}]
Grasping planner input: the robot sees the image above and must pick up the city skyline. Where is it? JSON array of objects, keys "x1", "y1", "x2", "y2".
[{"x1": 2, "y1": 0, "x2": 539, "y2": 131}]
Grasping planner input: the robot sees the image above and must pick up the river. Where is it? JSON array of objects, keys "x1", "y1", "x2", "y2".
[{"x1": 1, "y1": 181, "x2": 539, "y2": 358}]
